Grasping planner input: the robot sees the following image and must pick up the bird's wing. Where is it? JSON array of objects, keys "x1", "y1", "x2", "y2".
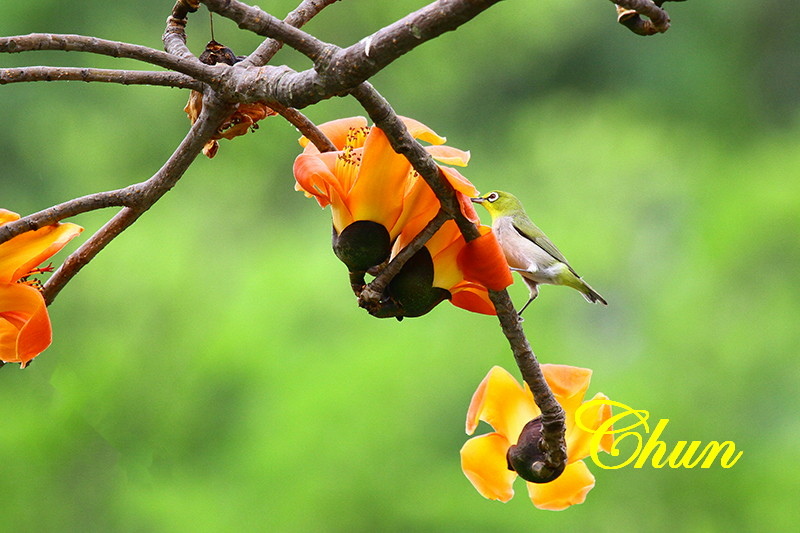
[{"x1": 511, "y1": 220, "x2": 579, "y2": 276}]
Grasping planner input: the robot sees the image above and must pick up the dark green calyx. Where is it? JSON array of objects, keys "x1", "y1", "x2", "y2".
[
  {"x1": 506, "y1": 417, "x2": 565, "y2": 484},
  {"x1": 332, "y1": 221, "x2": 392, "y2": 273},
  {"x1": 386, "y1": 247, "x2": 451, "y2": 318}
]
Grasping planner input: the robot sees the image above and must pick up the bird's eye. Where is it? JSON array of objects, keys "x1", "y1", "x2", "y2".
[{"x1": 487, "y1": 192, "x2": 499, "y2": 202}]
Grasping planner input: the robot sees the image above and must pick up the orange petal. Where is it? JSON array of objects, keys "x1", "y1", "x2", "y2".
[
  {"x1": 466, "y1": 366, "x2": 538, "y2": 440},
  {"x1": 440, "y1": 166, "x2": 479, "y2": 198},
  {"x1": 0, "y1": 283, "x2": 51, "y2": 365},
  {"x1": 0, "y1": 222, "x2": 83, "y2": 283},
  {"x1": 450, "y1": 282, "x2": 496, "y2": 315},
  {"x1": 425, "y1": 145, "x2": 470, "y2": 167},
  {"x1": 526, "y1": 460, "x2": 596, "y2": 511},
  {"x1": 348, "y1": 126, "x2": 410, "y2": 229},
  {"x1": 398, "y1": 116, "x2": 446, "y2": 145},
  {"x1": 541, "y1": 364, "x2": 592, "y2": 431},
  {"x1": 457, "y1": 227, "x2": 513, "y2": 291},
  {"x1": 300, "y1": 116, "x2": 368, "y2": 153},
  {"x1": 568, "y1": 393, "x2": 614, "y2": 460},
  {"x1": 460, "y1": 432, "x2": 517, "y2": 502}
]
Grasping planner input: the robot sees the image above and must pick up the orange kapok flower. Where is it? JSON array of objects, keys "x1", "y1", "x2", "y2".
[
  {"x1": 0, "y1": 210, "x2": 83, "y2": 367},
  {"x1": 460, "y1": 365, "x2": 613, "y2": 510},
  {"x1": 293, "y1": 116, "x2": 511, "y2": 316}
]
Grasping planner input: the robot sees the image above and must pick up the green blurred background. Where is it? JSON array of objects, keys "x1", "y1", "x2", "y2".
[{"x1": 1, "y1": 1, "x2": 798, "y2": 531}]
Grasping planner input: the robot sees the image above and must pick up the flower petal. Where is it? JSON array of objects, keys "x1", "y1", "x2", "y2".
[
  {"x1": 450, "y1": 282, "x2": 496, "y2": 315},
  {"x1": 466, "y1": 366, "x2": 538, "y2": 440},
  {"x1": 0, "y1": 209, "x2": 20, "y2": 225},
  {"x1": 457, "y1": 227, "x2": 513, "y2": 291},
  {"x1": 300, "y1": 116, "x2": 368, "y2": 153},
  {"x1": 293, "y1": 153, "x2": 354, "y2": 232},
  {"x1": 0, "y1": 222, "x2": 83, "y2": 283},
  {"x1": 440, "y1": 166, "x2": 479, "y2": 198},
  {"x1": 0, "y1": 283, "x2": 51, "y2": 365},
  {"x1": 399, "y1": 116, "x2": 446, "y2": 145},
  {"x1": 348, "y1": 126, "x2": 410, "y2": 230},
  {"x1": 567, "y1": 392, "x2": 614, "y2": 460},
  {"x1": 526, "y1": 460, "x2": 596, "y2": 511},
  {"x1": 541, "y1": 363, "x2": 592, "y2": 436},
  {"x1": 460, "y1": 432, "x2": 517, "y2": 502}
]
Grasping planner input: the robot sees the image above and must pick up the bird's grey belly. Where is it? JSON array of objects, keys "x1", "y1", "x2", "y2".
[{"x1": 494, "y1": 221, "x2": 565, "y2": 285}]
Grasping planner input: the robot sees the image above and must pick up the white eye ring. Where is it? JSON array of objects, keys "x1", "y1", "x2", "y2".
[{"x1": 487, "y1": 192, "x2": 499, "y2": 202}]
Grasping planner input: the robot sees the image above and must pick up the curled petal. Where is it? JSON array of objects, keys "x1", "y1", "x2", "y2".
[
  {"x1": 300, "y1": 116, "x2": 368, "y2": 153},
  {"x1": 466, "y1": 365, "x2": 538, "y2": 439},
  {"x1": 0, "y1": 209, "x2": 20, "y2": 225},
  {"x1": 567, "y1": 393, "x2": 614, "y2": 460},
  {"x1": 293, "y1": 154, "x2": 353, "y2": 232},
  {"x1": 460, "y1": 432, "x2": 517, "y2": 502},
  {"x1": 399, "y1": 116, "x2": 446, "y2": 145},
  {"x1": 450, "y1": 282, "x2": 495, "y2": 315},
  {"x1": 0, "y1": 222, "x2": 83, "y2": 283},
  {"x1": 426, "y1": 145, "x2": 470, "y2": 167},
  {"x1": 457, "y1": 227, "x2": 513, "y2": 291},
  {"x1": 526, "y1": 460, "x2": 595, "y2": 511},
  {"x1": 542, "y1": 364, "x2": 593, "y2": 426},
  {"x1": 0, "y1": 283, "x2": 52, "y2": 366}
]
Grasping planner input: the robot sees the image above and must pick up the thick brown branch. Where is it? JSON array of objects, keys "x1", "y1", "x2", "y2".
[
  {"x1": 0, "y1": 34, "x2": 214, "y2": 82},
  {"x1": 204, "y1": 0, "x2": 504, "y2": 110},
  {"x1": 0, "y1": 66, "x2": 202, "y2": 89}
]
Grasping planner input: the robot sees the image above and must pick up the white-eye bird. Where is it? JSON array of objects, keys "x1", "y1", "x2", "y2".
[{"x1": 471, "y1": 190, "x2": 607, "y2": 315}]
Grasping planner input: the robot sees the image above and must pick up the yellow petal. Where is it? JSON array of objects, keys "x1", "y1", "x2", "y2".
[
  {"x1": 0, "y1": 209, "x2": 21, "y2": 225},
  {"x1": 348, "y1": 126, "x2": 410, "y2": 229},
  {"x1": 300, "y1": 116, "x2": 368, "y2": 153},
  {"x1": 425, "y1": 145, "x2": 471, "y2": 167},
  {"x1": 0, "y1": 222, "x2": 83, "y2": 283},
  {"x1": 466, "y1": 366, "x2": 538, "y2": 440},
  {"x1": 0, "y1": 283, "x2": 52, "y2": 365},
  {"x1": 526, "y1": 460, "x2": 596, "y2": 511},
  {"x1": 460, "y1": 432, "x2": 517, "y2": 502},
  {"x1": 568, "y1": 392, "x2": 614, "y2": 460}
]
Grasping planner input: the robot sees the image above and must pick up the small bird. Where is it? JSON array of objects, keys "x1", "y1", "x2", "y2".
[{"x1": 472, "y1": 190, "x2": 607, "y2": 314}]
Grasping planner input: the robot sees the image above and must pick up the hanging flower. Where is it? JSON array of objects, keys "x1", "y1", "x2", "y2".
[
  {"x1": 294, "y1": 116, "x2": 511, "y2": 316},
  {"x1": 460, "y1": 365, "x2": 613, "y2": 510},
  {"x1": 183, "y1": 40, "x2": 277, "y2": 158},
  {"x1": 0, "y1": 210, "x2": 83, "y2": 367}
]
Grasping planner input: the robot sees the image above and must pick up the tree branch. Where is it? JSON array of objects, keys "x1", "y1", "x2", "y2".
[
  {"x1": 0, "y1": 66, "x2": 202, "y2": 89},
  {"x1": 0, "y1": 34, "x2": 215, "y2": 82},
  {"x1": 42, "y1": 92, "x2": 236, "y2": 304},
  {"x1": 241, "y1": 0, "x2": 341, "y2": 67}
]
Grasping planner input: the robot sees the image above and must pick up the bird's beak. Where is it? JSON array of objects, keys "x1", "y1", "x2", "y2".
[{"x1": 470, "y1": 197, "x2": 485, "y2": 204}]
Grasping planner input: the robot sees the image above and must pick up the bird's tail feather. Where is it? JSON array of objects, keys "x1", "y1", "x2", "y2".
[{"x1": 580, "y1": 281, "x2": 608, "y2": 306}]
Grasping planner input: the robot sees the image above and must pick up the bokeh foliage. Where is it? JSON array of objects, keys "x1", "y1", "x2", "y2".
[{"x1": 1, "y1": 1, "x2": 798, "y2": 531}]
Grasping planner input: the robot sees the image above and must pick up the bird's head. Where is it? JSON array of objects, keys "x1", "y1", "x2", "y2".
[{"x1": 470, "y1": 190, "x2": 525, "y2": 218}]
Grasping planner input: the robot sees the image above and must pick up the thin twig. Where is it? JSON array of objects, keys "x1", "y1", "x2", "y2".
[
  {"x1": 358, "y1": 208, "x2": 450, "y2": 311},
  {"x1": 268, "y1": 101, "x2": 336, "y2": 153},
  {"x1": 242, "y1": 0, "x2": 340, "y2": 67},
  {"x1": 42, "y1": 92, "x2": 236, "y2": 304},
  {"x1": 0, "y1": 66, "x2": 202, "y2": 89}
]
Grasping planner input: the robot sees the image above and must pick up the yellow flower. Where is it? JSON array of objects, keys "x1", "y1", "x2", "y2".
[
  {"x1": 0, "y1": 210, "x2": 82, "y2": 367},
  {"x1": 460, "y1": 365, "x2": 613, "y2": 510},
  {"x1": 294, "y1": 117, "x2": 512, "y2": 316}
]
